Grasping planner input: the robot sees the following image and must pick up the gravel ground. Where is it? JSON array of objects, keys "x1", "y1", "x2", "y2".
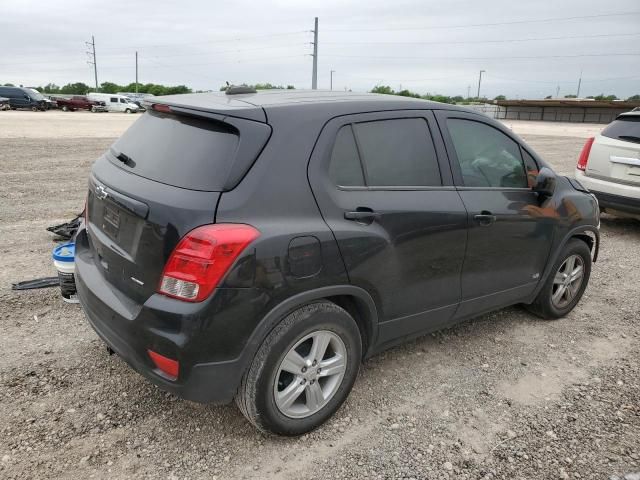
[{"x1": 0, "y1": 113, "x2": 638, "y2": 479}]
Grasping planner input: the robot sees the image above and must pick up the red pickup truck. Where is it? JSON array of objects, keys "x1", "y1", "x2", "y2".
[{"x1": 53, "y1": 96, "x2": 107, "y2": 112}]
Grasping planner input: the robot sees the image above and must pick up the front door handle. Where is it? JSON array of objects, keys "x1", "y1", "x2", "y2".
[
  {"x1": 474, "y1": 211, "x2": 497, "y2": 226},
  {"x1": 344, "y1": 208, "x2": 381, "y2": 223}
]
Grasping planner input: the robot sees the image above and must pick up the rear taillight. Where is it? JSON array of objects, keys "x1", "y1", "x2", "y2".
[
  {"x1": 577, "y1": 137, "x2": 595, "y2": 171},
  {"x1": 158, "y1": 224, "x2": 260, "y2": 302},
  {"x1": 147, "y1": 349, "x2": 179, "y2": 380},
  {"x1": 152, "y1": 103, "x2": 171, "y2": 113}
]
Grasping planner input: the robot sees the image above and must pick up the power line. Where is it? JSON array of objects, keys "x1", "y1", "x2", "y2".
[
  {"x1": 323, "y1": 32, "x2": 640, "y2": 46},
  {"x1": 324, "y1": 52, "x2": 640, "y2": 61},
  {"x1": 324, "y1": 11, "x2": 640, "y2": 32}
]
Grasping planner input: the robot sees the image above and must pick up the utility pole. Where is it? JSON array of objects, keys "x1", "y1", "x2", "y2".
[
  {"x1": 576, "y1": 69, "x2": 583, "y2": 98},
  {"x1": 311, "y1": 17, "x2": 318, "y2": 89},
  {"x1": 330, "y1": 70, "x2": 335, "y2": 90},
  {"x1": 477, "y1": 69, "x2": 485, "y2": 100},
  {"x1": 135, "y1": 51, "x2": 139, "y2": 94},
  {"x1": 86, "y1": 36, "x2": 98, "y2": 92},
  {"x1": 556, "y1": 84, "x2": 560, "y2": 98},
  {"x1": 467, "y1": 85, "x2": 471, "y2": 99}
]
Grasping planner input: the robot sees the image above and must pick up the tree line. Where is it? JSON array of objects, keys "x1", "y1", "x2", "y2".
[{"x1": 1, "y1": 81, "x2": 192, "y2": 96}]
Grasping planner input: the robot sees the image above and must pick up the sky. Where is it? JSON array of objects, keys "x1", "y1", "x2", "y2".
[{"x1": 1, "y1": 0, "x2": 639, "y2": 99}]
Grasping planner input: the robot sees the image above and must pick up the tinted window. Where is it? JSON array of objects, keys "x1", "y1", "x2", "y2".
[
  {"x1": 602, "y1": 116, "x2": 640, "y2": 143},
  {"x1": 120, "y1": 98, "x2": 127, "y2": 103},
  {"x1": 110, "y1": 97, "x2": 118, "y2": 103},
  {"x1": 447, "y1": 119, "x2": 527, "y2": 188},
  {"x1": 109, "y1": 110, "x2": 239, "y2": 191},
  {"x1": 353, "y1": 118, "x2": 441, "y2": 187},
  {"x1": 329, "y1": 125, "x2": 365, "y2": 186}
]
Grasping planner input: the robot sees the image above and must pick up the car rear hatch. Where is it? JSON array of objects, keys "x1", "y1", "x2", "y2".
[
  {"x1": 588, "y1": 115, "x2": 640, "y2": 186},
  {"x1": 84, "y1": 103, "x2": 271, "y2": 304}
]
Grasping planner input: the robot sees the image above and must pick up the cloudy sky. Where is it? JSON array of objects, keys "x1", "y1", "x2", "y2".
[{"x1": 1, "y1": 0, "x2": 639, "y2": 99}]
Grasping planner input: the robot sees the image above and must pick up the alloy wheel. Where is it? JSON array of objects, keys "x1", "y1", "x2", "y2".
[
  {"x1": 551, "y1": 254, "x2": 585, "y2": 309},
  {"x1": 273, "y1": 330, "x2": 347, "y2": 419}
]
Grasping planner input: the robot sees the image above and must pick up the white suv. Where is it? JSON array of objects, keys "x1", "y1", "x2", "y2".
[{"x1": 575, "y1": 111, "x2": 640, "y2": 219}]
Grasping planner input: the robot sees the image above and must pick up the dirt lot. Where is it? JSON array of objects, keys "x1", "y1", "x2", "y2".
[{"x1": 1, "y1": 111, "x2": 638, "y2": 480}]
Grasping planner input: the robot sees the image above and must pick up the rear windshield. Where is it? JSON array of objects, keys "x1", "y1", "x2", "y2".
[
  {"x1": 601, "y1": 116, "x2": 640, "y2": 143},
  {"x1": 109, "y1": 111, "x2": 239, "y2": 191}
]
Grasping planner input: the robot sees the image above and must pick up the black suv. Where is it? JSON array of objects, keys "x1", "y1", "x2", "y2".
[{"x1": 76, "y1": 90, "x2": 599, "y2": 435}]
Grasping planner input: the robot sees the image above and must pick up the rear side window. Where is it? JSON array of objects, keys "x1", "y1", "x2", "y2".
[
  {"x1": 329, "y1": 125, "x2": 365, "y2": 187},
  {"x1": 109, "y1": 111, "x2": 239, "y2": 191},
  {"x1": 601, "y1": 116, "x2": 640, "y2": 143},
  {"x1": 328, "y1": 118, "x2": 441, "y2": 187},
  {"x1": 447, "y1": 118, "x2": 527, "y2": 188}
]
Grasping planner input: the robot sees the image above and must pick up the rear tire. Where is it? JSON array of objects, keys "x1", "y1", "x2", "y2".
[
  {"x1": 526, "y1": 239, "x2": 591, "y2": 319},
  {"x1": 61, "y1": 105, "x2": 69, "y2": 112},
  {"x1": 236, "y1": 301, "x2": 362, "y2": 436}
]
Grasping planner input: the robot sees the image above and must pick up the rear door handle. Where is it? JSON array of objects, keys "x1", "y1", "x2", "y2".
[
  {"x1": 474, "y1": 211, "x2": 497, "y2": 226},
  {"x1": 344, "y1": 209, "x2": 381, "y2": 223}
]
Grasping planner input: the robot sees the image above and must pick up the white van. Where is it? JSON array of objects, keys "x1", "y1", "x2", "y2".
[{"x1": 87, "y1": 93, "x2": 139, "y2": 113}]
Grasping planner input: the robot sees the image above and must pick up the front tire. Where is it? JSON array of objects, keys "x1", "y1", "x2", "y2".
[
  {"x1": 236, "y1": 301, "x2": 362, "y2": 436},
  {"x1": 125, "y1": 108, "x2": 131, "y2": 114},
  {"x1": 527, "y1": 238, "x2": 592, "y2": 319}
]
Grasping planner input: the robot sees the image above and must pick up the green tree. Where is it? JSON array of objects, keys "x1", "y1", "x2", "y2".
[
  {"x1": 99, "y1": 82, "x2": 121, "y2": 93},
  {"x1": 545, "y1": 95, "x2": 552, "y2": 99},
  {"x1": 594, "y1": 94, "x2": 618, "y2": 101},
  {"x1": 564, "y1": 94, "x2": 577, "y2": 98},
  {"x1": 627, "y1": 94, "x2": 640, "y2": 101},
  {"x1": 3, "y1": 83, "x2": 15, "y2": 87},
  {"x1": 60, "y1": 82, "x2": 90, "y2": 94},
  {"x1": 396, "y1": 89, "x2": 421, "y2": 98},
  {"x1": 371, "y1": 85, "x2": 394, "y2": 95},
  {"x1": 494, "y1": 95, "x2": 506, "y2": 101}
]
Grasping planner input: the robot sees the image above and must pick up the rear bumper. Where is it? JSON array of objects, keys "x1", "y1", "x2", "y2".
[
  {"x1": 591, "y1": 190, "x2": 640, "y2": 215},
  {"x1": 75, "y1": 230, "x2": 248, "y2": 404},
  {"x1": 575, "y1": 170, "x2": 640, "y2": 215}
]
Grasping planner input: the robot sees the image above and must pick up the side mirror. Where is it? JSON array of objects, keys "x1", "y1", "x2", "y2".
[{"x1": 533, "y1": 167, "x2": 556, "y2": 198}]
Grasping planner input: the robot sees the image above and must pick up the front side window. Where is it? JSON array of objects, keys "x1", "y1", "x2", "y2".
[
  {"x1": 120, "y1": 98, "x2": 127, "y2": 103},
  {"x1": 328, "y1": 118, "x2": 441, "y2": 188},
  {"x1": 447, "y1": 118, "x2": 528, "y2": 188}
]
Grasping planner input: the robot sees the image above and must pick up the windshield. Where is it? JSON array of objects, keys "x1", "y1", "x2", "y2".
[
  {"x1": 109, "y1": 110, "x2": 240, "y2": 191},
  {"x1": 28, "y1": 89, "x2": 45, "y2": 100}
]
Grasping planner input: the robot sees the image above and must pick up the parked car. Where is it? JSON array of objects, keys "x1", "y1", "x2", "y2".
[
  {"x1": 575, "y1": 111, "x2": 640, "y2": 219},
  {"x1": 87, "y1": 93, "x2": 139, "y2": 113},
  {"x1": 0, "y1": 97, "x2": 9, "y2": 110},
  {"x1": 0, "y1": 86, "x2": 47, "y2": 111},
  {"x1": 117, "y1": 92, "x2": 154, "y2": 111},
  {"x1": 76, "y1": 90, "x2": 600, "y2": 436},
  {"x1": 26, "y1": 89, "x2": 56, "y2": 110},
  {"x1": 54, "y1": 95, "x2": 107, "y2": 112}
]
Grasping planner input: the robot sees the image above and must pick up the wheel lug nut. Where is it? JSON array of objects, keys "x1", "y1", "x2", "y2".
[
  {"x1": 317, "y1": 368, "x2": 321, "y2": 374},
  {"x1": 300, "y1": 379, "x2": 306, "y2": 384},
  {"x1": 312, "y1": 360, "x2": 317, "y2": 367},
  {"x1": 301, "y1": 367, "x2": 307, "y2": 373}
]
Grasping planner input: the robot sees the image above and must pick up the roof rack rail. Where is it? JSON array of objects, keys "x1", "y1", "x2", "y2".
[{"x1": 225, "y1": 85, "x2": 257, "y2": 95}]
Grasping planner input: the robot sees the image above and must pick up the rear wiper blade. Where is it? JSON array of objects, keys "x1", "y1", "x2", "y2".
[
  {"x1": 618, "y1": 135, "x2": 640, "y2": 144},
  {"x1": 115, "y1": 152, "x2": 136, "y2": 167}
]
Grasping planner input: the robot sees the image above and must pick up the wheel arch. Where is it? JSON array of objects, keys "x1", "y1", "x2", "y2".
[
  {"x1": 528, "y1": 225, "x2": 599, "y2": 302},
  {"x1": 240, "y1": 286, "x2": 379, "y2": 372}
]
